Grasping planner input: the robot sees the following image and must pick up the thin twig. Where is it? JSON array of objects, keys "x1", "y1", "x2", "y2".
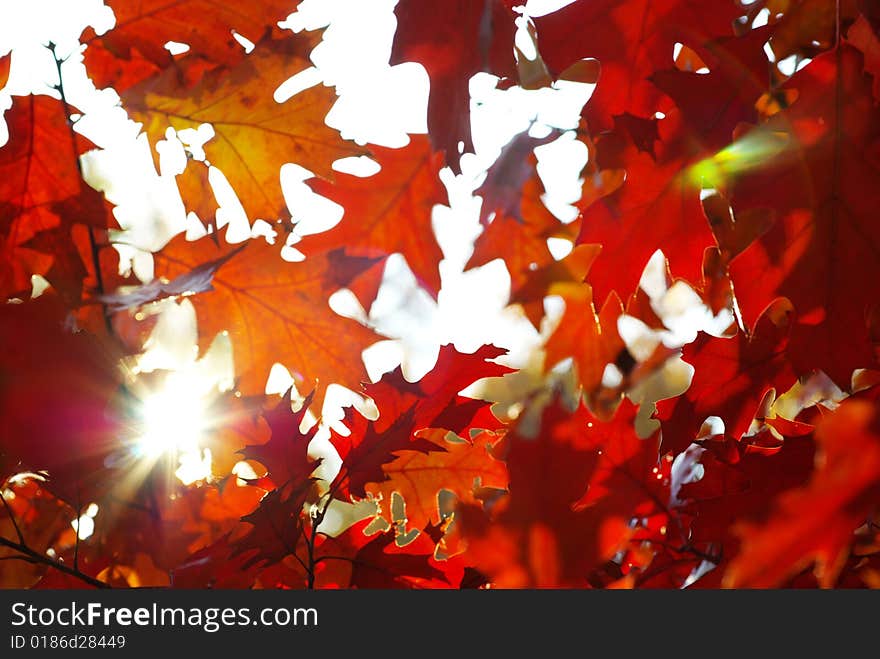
[
  {"x1": 0, "y1": 536, "x2": 110, "y2": 589},
  {"x1": 46, "y1": 41, "x2": 112, "y2": 334},
  {"x1": 0, "y1": 489, "x2": 25, "y2": 546},
  {"x1": 73, "y1": 498, "x2": 82, "y2": 573}
]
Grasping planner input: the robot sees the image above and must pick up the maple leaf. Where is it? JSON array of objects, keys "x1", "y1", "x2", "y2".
[
  {"x1": 571, "y1": 400, "x2": 670, "y2": 556},
  {"x1": 656, "y1": 298, "x2": 796, "y2": 455},
  {"x1": 152, "y1": 229, "x2": 382, "y2": 404},
  {"x1": 239, "y1": 390, "x2": 321, "y2": 492},
  {"x1": 19, "y1": 224, "x2": 89, "y2": 308},
  {"x1": 576, "y1": 114, "x2": 716, "y2": 303},
  {"x1": 364, "y1": 344, "x2": 512, "y2": 436},
  {"x1": 726, "y1": 398, "x2": 880, "y2": 587},
  {"x1": 850, "y1": 13, "x2": 880, "y2": 100},
  {"x1": 496, "y1": 230, "x2": 590, "y2": 329},
  {"x1": 314, "y1": 518, "x2": 455, "y2": 589},
  {"x1": 175, "y1": 161, "x2": 221, "y2": 230},
  {"x1": 170, "y1": 534, "x2": 261, "y2": 589},
  {"x1": 122, "y1": 31, "x2": 365, "y2": 222},
  {"x1": 726, "y1": 44, "x2": 880, "y2": 386},
  {"x1": 534, "y1": 0, "x2": 741, "y2": 133},
  {"x1": 458, "y1": 398, "x2": 669, "y2": 587},
  {"x1": 0, "y1": 96, "x2": 107, "y2": 301},
  {"x1": 81, "y1": 0, "x2": 299, "y2": 92},
  {"x1": 297, "y1": 136, "x2": 446, "y2": 298},
  {"x1": 390, "y1": 0, "x2": 518, "y2": 174}
]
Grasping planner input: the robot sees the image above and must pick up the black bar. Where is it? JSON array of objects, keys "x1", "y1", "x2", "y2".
[{"x1": 0, "y1": 590, "x2": 875, "y2": 654}]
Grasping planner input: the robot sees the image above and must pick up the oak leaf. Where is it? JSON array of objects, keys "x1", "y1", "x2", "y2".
[
  {"x1": 298, "y1": 136, "x2": 446, "y2": 298},
  {"x1": 534, "y1": 0, "x2": 741, "y2": 133},
  {"x1": 390, "y1": 0, "x2": 517, "y2": 174},
  {"x1": 123, "y1": 31, "x2": 365, "y2": 222},
  {"x1": 726, "y1": 45, "x2": 880, "y2": 386},
  {"x1": 726, "y1": 398, "x2": 880, "y2": 587},
  {"x1": 656, "y1": 299, "x2": 796, "y2": 454},
  {"x1": 81, "y1": 0, "x2": 299, "y2": 92},
  {"x1": 0, "y1": 96, "x2": 106, "y2": 301},
  {"x1": 152, "y1": 229, "x2": 382, "y2": 403}
]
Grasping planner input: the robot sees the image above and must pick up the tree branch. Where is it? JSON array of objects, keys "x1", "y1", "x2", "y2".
[
  {"x1": 46, "y1": 41, "x2": 113, "y2": 335},
  {"x1": 0, "y1": 536, "x2": 110, "y2": 589}
]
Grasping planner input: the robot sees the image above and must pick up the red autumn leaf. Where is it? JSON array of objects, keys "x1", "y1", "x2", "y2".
[
  {"x1": 727, "y1": 44, "x2": 880, "y2": 387},
  {"x1": 348, "y1": 525, "x2": 450, "y2": 589},
  {"x1": 466, "y1": 130, "x2": 590, "y2": 328},
  {"x1": 298, "y1": 136, "x2": 446, "y2": 299},
  {"x1": 390, "y1": 0, "x2": 517, "y2": 174},
  {"x1": 576, "y1": 114, "x2": 716, "y2": 303},
  {"x1": 850, "y1": 14, "x2": 880, "y2": 100},
  {"x1": 726, "y1": 398, "x2": 880, "y2": 587},
  {"x1": 81, "y1": 0, "x2": 298, "y2": 92},
  {"x1": 503, "y1": 239, "x2": 593, "y2": 330},
  {"x1": 0, "y1": 96, "x2": 107, "y2": 301},
  {"x1": 230, "y1": 479, "x2": 313, "y2": 570},
  {"x1": 152, "y1": 228, "x2": 383, "y2": 404},
  {"x1": 20, "y1": 223, "x2": 90, "y2": 308},
  {"x1": 677, "y1": 433, "x2": 816, "y2": 585},
  {"x1": 458, "y1": 397, "x2": 670, "y2": 587},
  {"x1": 316, "y1": 519, "x2": 455, "y2": 589},
  {"x1": 650, "y1": 26, "x2": 773, "y2": 153},
  {"x1": 0, "y1": 295, "x2": 122, "y2": 504},
  {"x1": 753, "y1": 0, "x2": 859, "y2": 63},
  {"x1": 170, "y1": 534, "x2": 261, "y2": 589},
  {"x1": 330, "y1": 406, "x2": 441, "y2": 500},
  {"x1": 455, "y1": 402, "x2": 597, "y2": 588},
  {"x1": 656, "y1": 298, "x2": 797, "y2": 454},
  {"x1": 364, "y1": 344, "x2": 512, "y2": 437},
  {"x1": 473, "y1": 129, "x2": 561, "y2": 228},
  {"x1": 534, "y1": 0, "x2": 741, "y2": 133},
  {"x1": 238, "y1": 390, "x2": 321, "y2": 493}
]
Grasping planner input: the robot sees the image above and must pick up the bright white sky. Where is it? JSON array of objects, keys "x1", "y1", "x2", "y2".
[
  {"x1": 0, "y1": 0, "x2": 597, "y2": 382},
  {"x1": 0, "y1": 0, "x2": 738, "y2": 513},
  {"x1": 0, "y1": 0, "x2": 728, "y2": 417}
]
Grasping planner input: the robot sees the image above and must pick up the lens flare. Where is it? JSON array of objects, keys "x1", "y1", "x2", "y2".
[
  {"x1": 688, "y1": 128, "x2": 791, "y2": 189},
  {"x1": 132, "y1": 372, "x2": 214, "y2": 483}
]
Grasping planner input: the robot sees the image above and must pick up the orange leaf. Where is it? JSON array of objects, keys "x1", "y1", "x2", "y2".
[
  {"x1": 123, "y1": 31, "x2": 366, "y2": 222},
  {"x1": 153, "y1": 230, "x2": 382, "y2": 403},
  {"x1": 299, "y1": 136, "x2": 446, "y2": 298}
]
